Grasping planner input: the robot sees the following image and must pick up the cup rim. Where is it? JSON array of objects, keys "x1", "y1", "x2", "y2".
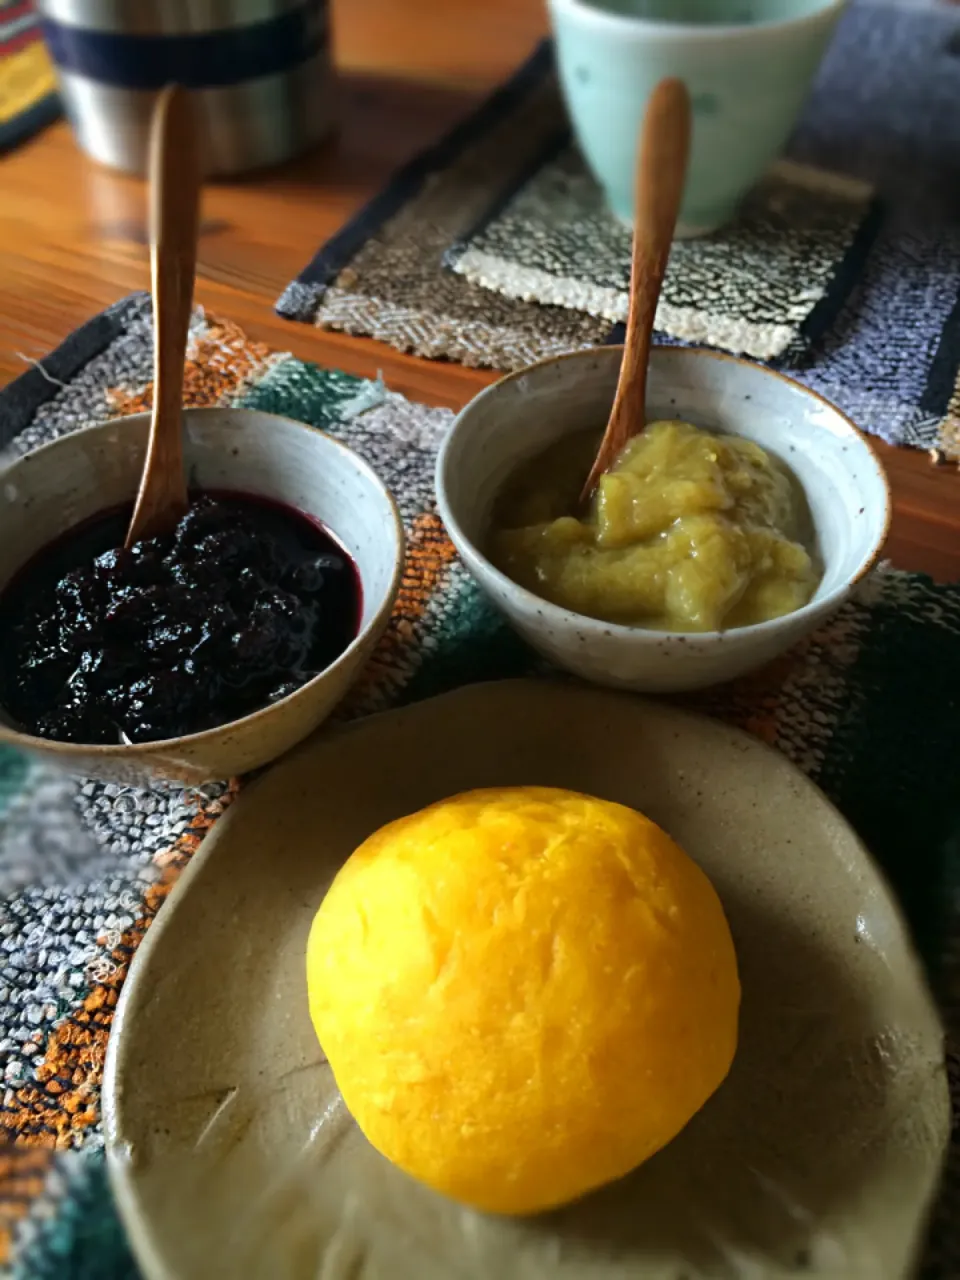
[
  {"x1": 547, "y1": 0, "x2": 847, "y2": 40},
  {"x1": 0, "y1": 407, "x2": 405, "y2": 759},
  {"x1": 435, "y1": 344, "x2": 891, "y2": 646}
]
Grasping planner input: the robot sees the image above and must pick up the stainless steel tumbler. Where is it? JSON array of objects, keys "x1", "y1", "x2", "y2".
[{"x1": 35, "y1": 0, "x2": 333, "y2": 175}]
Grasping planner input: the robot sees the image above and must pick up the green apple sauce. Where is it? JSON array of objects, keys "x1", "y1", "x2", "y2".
[{"x1": 490, "y1": 421, "x2": 820, "y2": 633}]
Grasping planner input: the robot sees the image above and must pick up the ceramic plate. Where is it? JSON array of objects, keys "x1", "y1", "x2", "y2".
[{"x1": 104, "y1": 681, "x2": 949, "y2": 1280}]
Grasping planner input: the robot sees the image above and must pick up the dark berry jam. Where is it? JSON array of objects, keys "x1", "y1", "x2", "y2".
[{"x1": 0, "y1": 493, "x2": 362, "y2": 746}]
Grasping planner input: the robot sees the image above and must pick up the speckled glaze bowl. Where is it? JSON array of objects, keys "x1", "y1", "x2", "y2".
[
  {"x1": 0, "y1": 408, "x2": 403, "y2": 784},
  {"x1": 435, "y1": 346, "x2": 890, "y2": 692}
]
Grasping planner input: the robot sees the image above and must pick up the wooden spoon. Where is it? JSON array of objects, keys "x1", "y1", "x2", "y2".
[
  {"x1": 580, "y1": 78, "x2": 691, "y2": 506},
  {"x1": 125, "y1": 85, "x2": 201, "y2": 548}
]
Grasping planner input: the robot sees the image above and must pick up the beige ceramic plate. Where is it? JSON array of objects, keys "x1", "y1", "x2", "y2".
[{"x1": 104, "y1": 681, "x2": 949, "y2": 1280}]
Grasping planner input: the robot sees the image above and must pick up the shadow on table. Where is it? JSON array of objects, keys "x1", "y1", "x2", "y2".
[{"x1": 225, "y1": 72, "x2": 489, "y2": 200}]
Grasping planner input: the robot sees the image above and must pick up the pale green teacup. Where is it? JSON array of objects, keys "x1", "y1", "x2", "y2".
[{"x1": 547, "y1": 0, "x2": 846, "y2": 235}]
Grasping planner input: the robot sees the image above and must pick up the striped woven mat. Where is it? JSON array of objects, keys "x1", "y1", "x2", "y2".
[
  {"x1": 0, "y1": 293, "x2": 958, "y2": 1277},
  {"x1": 278, "y1": 0, "x2": 960, "y2": 460},
  {"x1": 0, "y1": 1, "x2": 58, "y2": 154}
]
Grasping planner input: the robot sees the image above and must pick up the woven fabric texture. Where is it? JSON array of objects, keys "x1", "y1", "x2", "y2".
[
  {"x1": 0, "y1": 295, "x2": 958, "y2": 1276},
  {"x1": 278, "y1": 0, "x2": 960, "y2": 458},
  {"x1": 447, "y1": 154, "x2": 875, "y2": 364}
]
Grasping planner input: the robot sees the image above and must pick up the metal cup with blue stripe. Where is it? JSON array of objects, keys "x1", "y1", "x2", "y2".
[{"x1": 36, "y1": 0, "x2": 332, "y2": 175}]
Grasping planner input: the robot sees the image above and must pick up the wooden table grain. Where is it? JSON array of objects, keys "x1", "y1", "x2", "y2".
[{"x1": 1, "y1": 0, "x2": 957, "y2": 580}]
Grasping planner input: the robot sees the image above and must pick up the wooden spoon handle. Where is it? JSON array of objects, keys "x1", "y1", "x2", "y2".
[
  {"x1": 580, "y1": 78, "x2": 691, "y2": 503},
  {"x1": 126, "y1": 85, "x2": 200, "y2": 547}
]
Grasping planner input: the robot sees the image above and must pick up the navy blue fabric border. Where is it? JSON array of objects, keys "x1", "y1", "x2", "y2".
[
  {"x1": 276, "y1": 39, "x2": 554, "y2": 311},
  {"x1": 920, "y1": 281, "x2": 960, "y2": 423},
  {"x1": 0, "y1": 293, "x2": 149, "y2": 449},
  {"x1": 41, "y1": 4, "x2": 325, "y2": 91},
  {"x1": 0, "y1": 88, "x2": 59, "y2": 153},
  {"x1": 787, "y1": 196, "x2": 885, "y2": 367}
]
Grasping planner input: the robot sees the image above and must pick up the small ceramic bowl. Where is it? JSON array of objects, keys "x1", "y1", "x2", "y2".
[
  {"x1": 0, "y1": 408, "x2": 404, "y2": 784},
  {"x1": 435, "y1": 346, "x2": 890, "y2": 693}
]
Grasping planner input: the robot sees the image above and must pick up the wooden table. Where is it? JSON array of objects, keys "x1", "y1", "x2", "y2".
[{"x1": 1, "y1": 0, "x2": 957, "y2": 580}]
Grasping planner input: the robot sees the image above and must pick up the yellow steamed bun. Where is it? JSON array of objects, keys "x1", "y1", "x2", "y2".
[{"x1": 306, "y1": 786, "x2": 740, "y2": 1215}]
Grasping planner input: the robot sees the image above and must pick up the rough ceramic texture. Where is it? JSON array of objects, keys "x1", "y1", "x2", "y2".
[
  {"x1": 547, "y1": 0, "x2": 846, "y2": 231},
  {"x1": 102, "y1": 680, "x2": 948, "y2": 1280},
  {"x1": 435, "y1": 346, "x2": 890, "y2": 692},
  {"x1": 0, "y1": 408, "x2": 403, "y2": 784}
]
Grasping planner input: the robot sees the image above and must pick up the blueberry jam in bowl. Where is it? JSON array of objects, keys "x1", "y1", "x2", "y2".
[
  {"x1": 0, "y1": 408, "x2": 404, "y2": 784},
  {"x1": 1, "y1": 495, "x2": 362, "y2": 746}
]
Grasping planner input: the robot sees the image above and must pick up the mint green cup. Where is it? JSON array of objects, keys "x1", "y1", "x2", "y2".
[{"x1": 547, "y1": 0, "x2": 846, "y2": 235}]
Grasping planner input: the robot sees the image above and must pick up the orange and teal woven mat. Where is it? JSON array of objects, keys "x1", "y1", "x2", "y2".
[
  {"x1": 0, "y1": 293, "x2": 958, "y2": 1277},
  {"x1": 0, "y1": 1, "x2": 58, "y2": 154}
]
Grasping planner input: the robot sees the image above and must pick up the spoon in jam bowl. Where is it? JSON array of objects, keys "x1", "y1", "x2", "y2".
[
  {"x1": 580, "y1": 78, "x2": 691, "y2": 506},
  {"x1": 125, "y1": 84, "x2": 200, "y2": 548}
]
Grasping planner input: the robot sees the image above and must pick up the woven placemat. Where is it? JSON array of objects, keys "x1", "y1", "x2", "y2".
[
  {"x1": 0, "y1": 294, "x2": 959, "y2": 1278},
  {"x1": 0, "y1": 1, "x2": 59, "y2": 154},
  {"x1": 446, "y1": 152, "x2": 877, "y2": 364},
  {"x1": 279, "y1": 48, "x2": 611, "y2": 370},
  {"x1": 277, "y1": 0, "x2": 960, "y2": 459}
]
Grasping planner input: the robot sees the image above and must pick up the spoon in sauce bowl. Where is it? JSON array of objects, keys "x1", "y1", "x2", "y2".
[
  {"x1": 125, "y1": 84, "x2": 201, "y2": 547},
  {"x1": 580, "y1": 78, "x2": 691, "y2": 506}
]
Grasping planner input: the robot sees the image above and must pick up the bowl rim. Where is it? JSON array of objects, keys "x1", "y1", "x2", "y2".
[
  {"x1": 547, "y1": 0, "x2": 847, "y2": 41},
  {"x1": 0, "y1": 406, "x2": 405, "y2": 758},
  {"x1": 435, "y1": 343, "x2": 892, "y2": 644}
]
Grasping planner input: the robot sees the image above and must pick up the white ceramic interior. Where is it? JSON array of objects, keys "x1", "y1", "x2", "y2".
[
  {"x1": 436, "y1": 346, "x2": 890, "y2": 692},
  {"x1": 0, "y1": 408, "x2": 404, "y2": 783}
]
